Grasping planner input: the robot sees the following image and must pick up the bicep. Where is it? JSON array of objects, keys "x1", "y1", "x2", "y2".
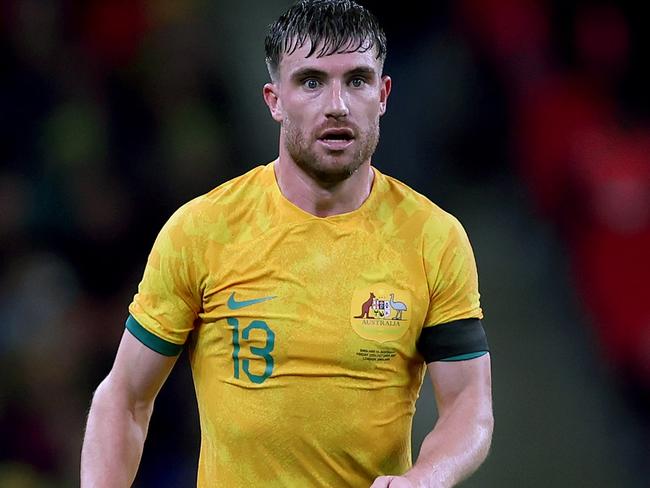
[
  {"x1": 104, "y1": 329, "x2": 179, "y2": 406},
  {"x1": 427, "y1": 353, "x2": 492, "y2": 416}
]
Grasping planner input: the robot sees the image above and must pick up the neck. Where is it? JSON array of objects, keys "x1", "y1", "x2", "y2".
[{"x1": 274, "y1": 155, "x2": 374, "y2": 218}]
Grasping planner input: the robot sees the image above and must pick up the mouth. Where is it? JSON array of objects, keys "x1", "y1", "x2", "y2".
[{"x1": 317, "y1": 128, "x2": 355, "y2": 151}]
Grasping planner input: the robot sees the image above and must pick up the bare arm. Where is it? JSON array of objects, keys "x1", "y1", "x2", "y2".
[
  {"x1": 371, "y1": 354, "x2": 493, "y2": 488},
  {"x1": 407, "y1": 353, "x2": 493, "y2": 487},
  {"x1": 80, "y1": 330, "x2": 179, "y2": 487}
]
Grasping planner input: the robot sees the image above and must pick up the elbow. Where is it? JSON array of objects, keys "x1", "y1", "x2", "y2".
[
  {"x1": 90, "y1": 374, "x2": 153, "y2": 424},
  {"x1": 91, "y1": 374, "x2": 125, "y2": 408},
  {"x1": 88, "y1": 376, "x2": 115, "y2": 414},
  {"x1": 478, "y1": 403, "x2": 494, "y2": 460},
  {"x1": 482, "y1": 404, "x2": 494, "y2": 436}
]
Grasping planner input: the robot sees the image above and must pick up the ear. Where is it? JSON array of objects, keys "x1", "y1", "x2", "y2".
[
  {"x1": 263, "y1": 82, "x2": 283, "y2": 122},
  {"x1": 379, "y1": 75, "x2": 392, "y2": 116}
]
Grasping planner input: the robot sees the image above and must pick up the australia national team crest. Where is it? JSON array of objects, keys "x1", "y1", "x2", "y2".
[{"x1": 350, "y1": 287, "x2": 411, "y2": 343}]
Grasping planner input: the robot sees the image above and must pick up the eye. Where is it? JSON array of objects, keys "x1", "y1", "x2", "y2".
[
  {"x1": 304, "y1": 78, "x2": 320, "y2": 90},
  {"x1": 350, "y1": 77, "x2": 365, "y2": 88}
]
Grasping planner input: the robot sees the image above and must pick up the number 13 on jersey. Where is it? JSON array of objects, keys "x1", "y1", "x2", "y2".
[{"x1": 228, "y1": 318, "x2": 275, "y2": 384}]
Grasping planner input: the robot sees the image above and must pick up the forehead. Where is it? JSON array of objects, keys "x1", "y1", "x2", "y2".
[{"x1": 278, "y1": 41, "x2": 382, "y2": 79}]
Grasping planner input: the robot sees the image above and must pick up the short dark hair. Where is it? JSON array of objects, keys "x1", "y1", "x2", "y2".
[{"x1": 265, "y1": 0, "x2": 387, "y2": 80}]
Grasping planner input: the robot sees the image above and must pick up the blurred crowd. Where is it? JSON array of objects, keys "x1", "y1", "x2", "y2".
[
  {"x1": 460, "y1": 0, "x2": 650, "y2": 458},
  {"x1": 1, "y1": 0, "x2": 232, "y2": 485},
  {"x1": 0, "y1": 0, "x2": 648, "y2": 486},
  {"x1": 457, "y1": 0, "x2": 650, "y2": 477}
]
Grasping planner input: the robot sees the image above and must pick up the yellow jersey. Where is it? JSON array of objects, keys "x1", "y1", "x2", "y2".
[{"x1": 128, "y1": 161, "x2": 483, "y2": 487}]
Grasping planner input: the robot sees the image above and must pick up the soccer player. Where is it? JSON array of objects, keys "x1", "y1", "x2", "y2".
[{"x1": 80, "y1": 0, "x2": 493, "y2": 486}]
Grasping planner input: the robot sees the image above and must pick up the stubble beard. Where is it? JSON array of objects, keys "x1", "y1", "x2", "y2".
[{"x1": 283, "y1": 116, "x2": 380, "y2": 186}]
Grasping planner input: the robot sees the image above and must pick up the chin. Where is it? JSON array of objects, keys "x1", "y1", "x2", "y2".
[{"x1": 300, "y1": 155, "x2": 361, "y2": 185}]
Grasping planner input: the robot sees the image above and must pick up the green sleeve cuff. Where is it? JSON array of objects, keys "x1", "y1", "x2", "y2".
[
  {"x1": 440, "y1": 351, "x2": 488, "y2": 362},
  {"x1": 125, "y1": 315, "x2": 183, "y2": 357}
]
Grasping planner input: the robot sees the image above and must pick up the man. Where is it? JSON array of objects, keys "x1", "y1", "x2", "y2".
[{"x1": 81, "y1": 1, "x2": 493, "y2": 486}]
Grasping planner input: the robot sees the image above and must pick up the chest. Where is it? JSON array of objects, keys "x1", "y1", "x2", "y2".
[{"x1": 191, "y1": 222, "x2": 430, "y2": 385}]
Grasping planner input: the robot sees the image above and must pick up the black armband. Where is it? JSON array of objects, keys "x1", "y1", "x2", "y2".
[{"x1": 417, "y1": 318, "x2": 489, "y2": 363}]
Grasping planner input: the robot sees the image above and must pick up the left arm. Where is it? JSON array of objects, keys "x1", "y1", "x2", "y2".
[{"x1": 371, "y1": 353, "x2": 493, "y2": 488}]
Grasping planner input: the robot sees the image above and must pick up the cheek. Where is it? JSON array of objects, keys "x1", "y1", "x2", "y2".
[
  {"x1": 354, "y1": 93, "x2": 383, "y2": 118},
  {"x1": 280, "y1": 96, "x2": 296, "y2": 116},
  {"x1": 283, "y1": 102, "x2": 315, "y2": 131},
  {"x1": 359, "y1": 107, "x2": 382, "y2": 129},
  {"x1": 281, "y1": 91, "x2": 312, "y2": 115}
]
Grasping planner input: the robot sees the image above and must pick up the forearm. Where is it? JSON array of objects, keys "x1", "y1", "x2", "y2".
[
  {"x1": 80, "y1": 376, "x2": 153, "y2": 487},
  {"x1": 404, "y1": 388, "x2": 493, "y2": 488}
]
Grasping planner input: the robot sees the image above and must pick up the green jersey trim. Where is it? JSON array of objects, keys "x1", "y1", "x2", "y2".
[
  {"x1": 125, "y1": 315, "x2": 183, "y2": 356},
  {"x1": 439, "y1": 351, "x2": 488, "y2": 362}
]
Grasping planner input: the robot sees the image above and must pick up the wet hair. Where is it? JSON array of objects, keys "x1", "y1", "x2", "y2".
[{"x1": 265, "y1": 0, "x2": 387, "y2": 81}]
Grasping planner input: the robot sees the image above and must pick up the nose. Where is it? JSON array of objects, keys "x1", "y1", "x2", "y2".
[{"x1": 324, "y1": 81, "x2": 349, "y2": 119}]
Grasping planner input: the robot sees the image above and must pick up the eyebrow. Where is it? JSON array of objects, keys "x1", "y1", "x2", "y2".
[
  {"x1": 347, "y1": 66, "x2": 377, "y2": 78},
  {"x1": 289, "y1": 65, "x2": 378, "y2": 82},
  {"x1": 290, "y1": 67, "x2": 327, "y2": 82}
]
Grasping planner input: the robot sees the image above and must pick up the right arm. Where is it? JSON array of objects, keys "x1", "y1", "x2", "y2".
[{"x1": 81, "y1": 329, "x2": 179, "y2": 487}]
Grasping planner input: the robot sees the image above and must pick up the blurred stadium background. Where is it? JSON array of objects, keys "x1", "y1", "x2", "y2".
[{"x1": 1, "y1": 0, "x2": 648, "y2": 486}]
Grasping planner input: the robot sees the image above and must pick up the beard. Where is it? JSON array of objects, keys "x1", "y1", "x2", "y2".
[{"x1": 283, "y1": 116, "x2": 380, "y2": 186}]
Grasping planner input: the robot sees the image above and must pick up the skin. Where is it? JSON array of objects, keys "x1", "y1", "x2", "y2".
[
  {"x1": 370, "y1": 355, "x2": 493, "y2": 487},
  {"x1": 81, "y1": 39, "x2": 493, "y2": 488},
  {"x1": 265, "y1": 41, "x2": 494, "y2": 487},
  {"x1": 263, "y1": 42, "x2": 391, "y2": 217},
  {"x1": 81, "y1": 330, "x2": 177, "y2": 487}
]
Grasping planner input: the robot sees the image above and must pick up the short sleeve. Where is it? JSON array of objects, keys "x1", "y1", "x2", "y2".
[
  {"x1": 128, "y1": 205, "x2": 202, "y2": 348},
  {"x1": 423, "y1": 215, "x2": 483, "y2": 327}
]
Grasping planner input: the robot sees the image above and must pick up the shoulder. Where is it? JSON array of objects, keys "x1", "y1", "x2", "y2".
[
  {"x1": 152, "y1": 164, "x2": 272, "y2": 250},
  {"x1": 186, "y1": 164, "x2": 269, "y2": 212},
  {"x1": 373, "y1": 169, "x2": 464, "y2": 238},
  {"x1": 166, "y1": 164, "x2": 270, "y2": 224}
]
